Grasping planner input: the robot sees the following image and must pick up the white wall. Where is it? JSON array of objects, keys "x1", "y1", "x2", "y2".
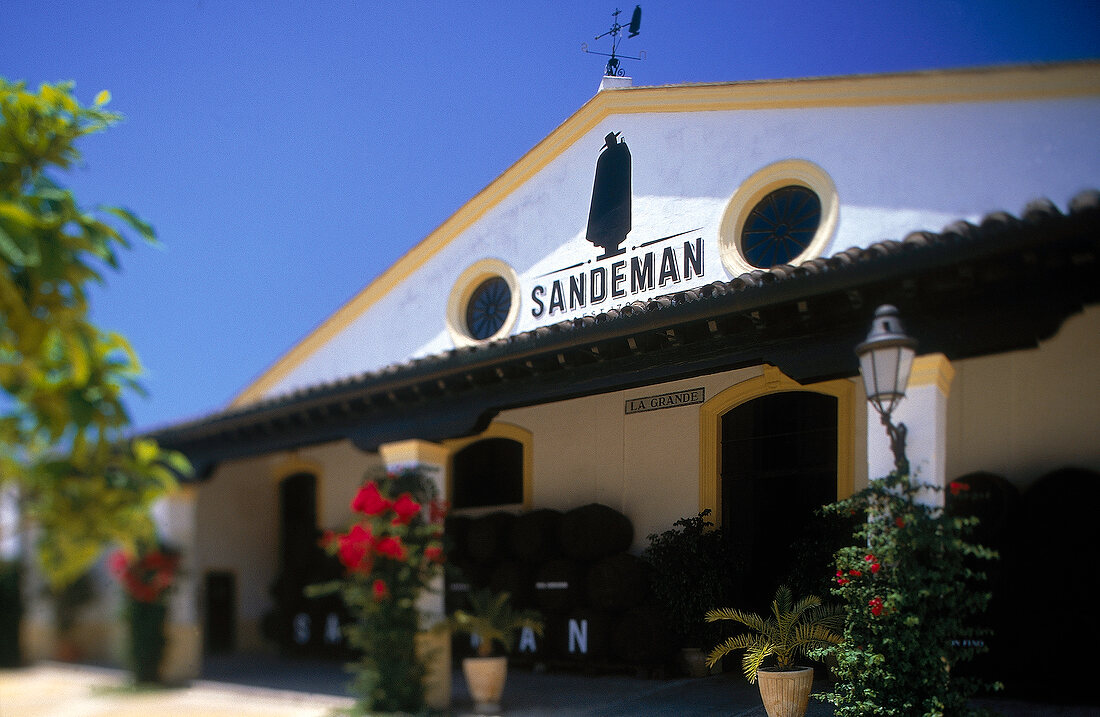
[{"x1": 264, "y1": 90, "x2": 1100, "y2": 400}]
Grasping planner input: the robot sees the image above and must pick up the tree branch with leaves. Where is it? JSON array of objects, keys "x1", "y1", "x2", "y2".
[{"x1": 1, "y1": 78, "x2": 190, "y2": 589}]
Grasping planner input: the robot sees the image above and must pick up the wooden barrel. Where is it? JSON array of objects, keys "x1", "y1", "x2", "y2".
[
  {"x1": 611, "y1": 606, "x2": 672, "y2": 665},
  {"x1": 509, "y1": 509, "x2": 564, "y2": 563},
  {"x1": 546, "y1": 609, "x2": 610, "y2": 663},
  {"x1": 562, "y1": 608, "x2": 611, "y2": 663},
  {"x1": 945, "y1": 471, "x2": 1021, "y2": 545},
  {"x1": 559, "y1": 503, "x2": 634, "y2": 562},
  {"x1": 465, "y1": 512, "x2": 516, "y2": 564},
  {"x1": 586, "y1": 553, "x2": 648, "y2": 611},
  {"x1": 445, "y1": 561, "x2": 489, "y2": 613},
  {"x1": 445, "y1": 515, "x2": 473, "y2": 563},
  {"x1": 533, "y1": 559, "x2": 585, "y2": 614},
  {"x1": 1010, "y1": 467, "x2": 1100, "y2": 699},
  {"x1": 510, "y1": 621, "x2": 546, "y2": 665},
  {"x1": 489, "y1": 560, "x2": 534, "y2": 609}
]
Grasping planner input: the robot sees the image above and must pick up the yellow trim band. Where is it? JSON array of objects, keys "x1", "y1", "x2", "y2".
[
  {"x1": 908, "y1": 353, "x2": 955, "y2": 397},
  {"x1": 442, "y1": 422, "x2": 534, "y2": 511},
  {"x1": 378, "y1": 440, "x2": 450, "y2": 469}
]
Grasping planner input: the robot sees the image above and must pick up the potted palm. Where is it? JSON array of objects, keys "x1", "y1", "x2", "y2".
[
  {"x1": 706, "y1": 585, "x2": 842, "y2": 717},
  {"x1": 440, "y1": 589, "x2": 543, "y2": 714}
]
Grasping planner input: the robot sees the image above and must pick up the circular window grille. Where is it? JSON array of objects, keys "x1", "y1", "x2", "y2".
[
  {"x1": 718, "y1": 159, "x2": 838, "y2": 277},
  {"x1": 741, "y1": 186, "x2": 822, "y2": 268},
  {"x1": 465, "y1": 276, "x2": 512, "y2": 340}
]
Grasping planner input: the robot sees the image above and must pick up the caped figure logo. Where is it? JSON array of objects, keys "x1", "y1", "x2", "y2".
[{"x1": 586, "y1": 132, "x2": 631, "y2": 259}]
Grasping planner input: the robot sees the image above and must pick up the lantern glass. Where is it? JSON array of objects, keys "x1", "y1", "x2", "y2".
[
  {"x1": 859, "y1": 342, "x2": 916, "y2": 417},
  {"x1": 856, "y1": 305, "x2": 917, "y2": 420}
]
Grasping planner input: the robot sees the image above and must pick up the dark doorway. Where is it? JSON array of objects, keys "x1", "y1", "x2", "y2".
[
  {"x1": 452, "y1": 438, "x2": 524, "y2": 509},
  {"x1": 280, "y1": 473, "x2": 317, "y2": 571},
  {"x1": 204, "y1": 571, "x2": 236, "y2": 653},
  {"x1": 721, "y1": 392, "x2": 837, "y2": 611}
]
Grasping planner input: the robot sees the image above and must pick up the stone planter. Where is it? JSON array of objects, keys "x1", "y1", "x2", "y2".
[
  {"x1": 678, "y1": 647, "x2": 709, "y2": 677},
  {"x1": 462, "y1": 656, "x2": 508, "y2": 713},
  {"x1": 757, "y1": 666, "x2": 814, "y2": 717},
  {"x1": 127, "y1": 599, "x2": 167, "y2": 684}
]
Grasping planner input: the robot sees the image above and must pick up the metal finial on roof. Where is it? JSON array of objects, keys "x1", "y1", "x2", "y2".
[{"x1": 582, "y1": 6, "x2": 644, "y2": 77}]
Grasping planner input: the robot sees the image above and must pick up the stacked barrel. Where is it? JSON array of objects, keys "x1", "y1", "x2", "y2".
[
  {"x1": 446, "y1": 503, "x2": 672, "y2": 672},
  {"x1": 946, "y1": 467, "x2": 1100, "y2": 701}
]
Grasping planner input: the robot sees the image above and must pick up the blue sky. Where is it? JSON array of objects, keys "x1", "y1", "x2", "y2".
[{"x1": 3, "y1": 1, "x2": 1098, "y2": 430}]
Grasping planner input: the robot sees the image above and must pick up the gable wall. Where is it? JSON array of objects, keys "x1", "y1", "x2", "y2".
[{"x1": 258, "y1": 92, "x2": 1099, "y2": 402}]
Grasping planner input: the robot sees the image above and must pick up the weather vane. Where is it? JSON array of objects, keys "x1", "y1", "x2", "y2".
[{"x1": 582, "y1": 6, "x2": 643, "y2": 77}]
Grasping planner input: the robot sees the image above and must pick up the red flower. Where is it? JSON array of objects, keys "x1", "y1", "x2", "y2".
[
  {"x1": 372, "y1": 579, "x2": 388, "y2": 600},
  {"x1": 375, "y1": 535, "x2": 407, "y2": 561},
  {"x1": 338, "y1": 524, "x2": 375, "y2": 573},
  {"x1": 848, "y1": 569, "x2": 862, "y2": 577},
  {"x1": 352, "y1": 481, "x2": 391, "y2": 516},
  {"x1": 871, "y1": 562, "x2": 881, "y2": 574},
  {"x1": 109, "y1": 549, "x2": 179, "y2": 603},
  {"x1": 949, "y1": 481, "x2": 970, "y2": 496},
  {"x1": 864, "y1": 554, "x2": 875, "y2": 563},
  {"x1": 107, "y1": 550, "x2": 128, "y2": 577},
  {"x1": 868, "y1": 597, "x2": 884, "y2": 617},
  {"x1": 424, "y1": 545, "x2": 444, "y2": 563},
  {"x1": 895, "y1": 516, "x2": 906, "y2": 528},
  {"x1": 391, "y1": 493, "x2": 421, "y2": 525},
  {"x1": 837, "y1": 577, "x2": 850, "y2": 585}
]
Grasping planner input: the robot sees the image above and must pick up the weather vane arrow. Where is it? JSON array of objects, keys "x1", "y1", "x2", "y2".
[{"x1": 582, "y1": 6, "x2": 644, "y2": 77}]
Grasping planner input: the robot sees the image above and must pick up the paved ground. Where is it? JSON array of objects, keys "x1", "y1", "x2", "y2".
[
  {"x1": 2, "y1": 658, "x2": 1098, "y2": 716},
  {"x1": 0, "y1": 662, "x2": 353, "y2": 717}
]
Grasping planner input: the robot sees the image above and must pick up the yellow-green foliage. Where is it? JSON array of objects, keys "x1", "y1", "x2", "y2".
[
  {"x1": 0, "y1": 78, "x2": 190, "y2": 588},
  {"x1": 443, "y1": 589, "x2": 544, "y2": 657},
  {"x1": 705, "y1": 585, "x2": 843, "y2": 683}
]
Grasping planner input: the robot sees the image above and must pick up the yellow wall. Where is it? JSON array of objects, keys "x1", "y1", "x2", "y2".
[
  {"x1": 498, "y1": 366, "x2": 779, "y2": 548},
  {"x1": 946, "y1": 306, "x2": 1100, "y2": 486}
]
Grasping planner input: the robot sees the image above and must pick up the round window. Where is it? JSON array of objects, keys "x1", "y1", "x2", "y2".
[
  {"x1": 465, "y1": 276, "x2": 512, "y2": 340},
  {"x1": 718, "y1": 159, "x2": 838, "y2": 277},
  {"x1": 741, "y1": 186, "x2": 822, "y2": 268},
  {"x1": 447, "y1": 259, "x2": 521, "y2": 347}
]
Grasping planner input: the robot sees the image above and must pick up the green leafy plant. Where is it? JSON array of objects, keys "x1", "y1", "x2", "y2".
[
  {"x1": 643, "y1": 510, "x2": 738, "y2": 647},
  {"x1": 313, "y1": 469, "x2": 447, "y2": 715},
  {"x1": 705, "y1": 585, "x2": 842, "y2": 683},
  {"x1": 819, "y1": 472, "x2": 999, "y2": 716},
  {"x1": 441, "y1": 588, "x2": 543, "y2": 657},
  {"x1": 1, "y1": 78, "x2": 190, "y2": 589}
]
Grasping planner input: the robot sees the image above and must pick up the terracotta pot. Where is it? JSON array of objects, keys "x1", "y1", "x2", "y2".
[
  {"x1": 756, "y1": 666, "x2": 814, "y2": 717},
  {"x1": 462, "y1": 656, "x2": 508, "y2": 712}
]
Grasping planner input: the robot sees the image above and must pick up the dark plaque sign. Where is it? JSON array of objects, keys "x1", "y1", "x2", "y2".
[{"x1": 625, "y1": 387, "x2": 705, "y2": 414}]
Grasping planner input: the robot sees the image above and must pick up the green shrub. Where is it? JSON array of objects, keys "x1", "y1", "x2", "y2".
[
  {"x1": 818, "y1": 472, "x2": 1000, "y2": 716},
  {"x1": 643, "y1": 510, "x2": 738, "y2": 648}
]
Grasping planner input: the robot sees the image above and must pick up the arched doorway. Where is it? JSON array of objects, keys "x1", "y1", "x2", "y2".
[
  {"x1": 721, "y1": 391, "x2": 838, "y2": 610},
  {"x1": 451, "y1": 437, "x2": 524, "y2": 509}
]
